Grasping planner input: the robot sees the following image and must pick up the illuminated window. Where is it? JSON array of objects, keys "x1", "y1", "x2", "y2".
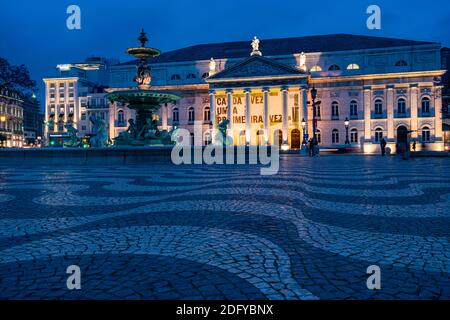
[
  {"x1": 397, "y1": 98, "x2": 406, "y2": 114},
  {"x1": 328, "y1": 64, "x2": 341, "y2": 71},
  {"x1": 347, "y1": 63, "x2": 360, "y2": 70},
  {"x1": 203, "y1": 106, "x2": 210, "y2": 122},
  {"x1": 332, "y1": 129, "x2": 339, "y2": 143},
  {"x1": 374, "y1": 128, "x2": 383, "y2": 142},
  {"x1": 188, "y1": 107, "x2": 195, "y2": 122},
  {"x1": 350, "y1": 100, "x2": 358, "y2": 116},
  {"x1": 310, "y1": 65, "x2": 322, "y2": 72},
  {"x1": 172, "y1": 108, "x2": 179, "y2": 122},
  {"x1": 421, "y1": 97, "x2": 430, "y2": 113},
  {"x1": 421, "y1": 126, "x2": 431, "y2": 142},
  {"x1": 374, "y1": 99, "x2": 383, "y2": 115}
]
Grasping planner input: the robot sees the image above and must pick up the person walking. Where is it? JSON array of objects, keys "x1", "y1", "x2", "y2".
[
  {"x1": 412, "y1": 140, "x2": 416, "y2": 152},
  {"x1": 308, "y1": 138, "x2": 313, "y2": 157},
  {"x1": 380, "y1": 138, "x2": 387, "y2": 156}
]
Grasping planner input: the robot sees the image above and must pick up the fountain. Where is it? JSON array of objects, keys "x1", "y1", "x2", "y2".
[{"x1": 106, "y1": 30, "x2": 181, "y2": 146}]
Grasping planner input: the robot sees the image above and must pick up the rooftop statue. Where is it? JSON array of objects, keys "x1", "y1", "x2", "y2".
[
  {"x1": 299, "y1": 52, "x2": 307, "y2": 71},
  {"x1": 209, "y1": 58, "x2": 216, "y2": 75},
  {"x1": 251, "y1": 36, "x2": 262, "y2": 56}
]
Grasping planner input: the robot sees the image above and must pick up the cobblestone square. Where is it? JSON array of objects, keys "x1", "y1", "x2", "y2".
[{"x1": 1, "y1": 155, "x2": 450, "y2": 300}]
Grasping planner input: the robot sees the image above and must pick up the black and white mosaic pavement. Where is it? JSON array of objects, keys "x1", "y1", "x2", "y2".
[{"x1": 1, "y1": 155, "x2": 450, "y2": 300}]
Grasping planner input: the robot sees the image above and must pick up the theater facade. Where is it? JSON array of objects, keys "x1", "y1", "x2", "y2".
[{"x1": 109, "y1": 34, "x2": 446, "y2": 152}]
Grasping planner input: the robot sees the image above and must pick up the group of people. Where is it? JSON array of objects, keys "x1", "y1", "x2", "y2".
[
  {"x1": 306, "y1": 137, "x2": 319, "y2": 157},
  {"x1": 380, "y1": 138, "x2": 418, "y2": 159}
]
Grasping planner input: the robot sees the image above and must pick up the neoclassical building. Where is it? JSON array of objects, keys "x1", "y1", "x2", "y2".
[{"x1": 108, "y1": 33, "x2": 446, "y2": 152}]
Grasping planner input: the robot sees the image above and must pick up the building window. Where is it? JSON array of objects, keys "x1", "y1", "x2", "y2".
[
  {"x1": 395, "y1": 60, "x2": 408, "y2": 67},
  {"x1": 332, "y1": 129, "x2": 339, "y2": 143},
  {"x1": 421, "y1": 97, "x2": 430, "y2": 114},
  {"x1": 422, "y1": 126, "x2": 431, "y2": 142},
  {"x1": 397, "y1": 98, "x2": 406, "y2": 114},
  {"x1": 204, "y1": 131, "x2": 212, "y2": 145},
  {"x1": 374, "y1": 99, "x2": 383, "y2": 115},
  {"x1": 171, "y1": 74, "x2": 181, "y2": 80},
  {"x1": 331, "y1": 101, "x2": 339, "y2": 118},
  {"x1": 328, "y1": 64, "x2": 341, "y2": 71},
  {"x1": 350, "y1": 128, "x2": 358, "y2": 143},
  {"x1": 188, "y1": 107, "x2": 195, "y2": 122},
  {"x1": 117, "y1": 110, "x2": 124, "y2": 124},
  {"x1": 347, "y1": 63, "x2": 360, "y2": 70},
  {"x1": 173, "y1": 108, "x2": 179, "y2": 123},
  {"x1": 350, "y1": 100, "x2": 358, "y2": 117},
  {"x1": 81, "y1": 113, "x2": 86, "y2": 121},
  {"x1": 186, "y1": 73, "x2": 196, "y2": 79},
  {"x1": 315, "y1": 102, "x2": 321, "y2": 118},
  {"x1": 316, "y1": 129, "x2": 321, "y2": 144},
  {"x1": 203, "y1": 106, "x2": 211, "y2": 122},
  {"x1": 310, "y1": 65, "x2": 322, "y2": 72},
  {"x1": 374, "y1": 128, "x2": 383, "y2": 142}
]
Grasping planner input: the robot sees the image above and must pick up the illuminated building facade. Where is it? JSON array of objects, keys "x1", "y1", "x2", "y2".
[
  {"x1": 0, "y1": 89, "x2": 24, "y2": 148},
  {"x1": 110, "y1": 34, "x2": 446, "y2": 152}
]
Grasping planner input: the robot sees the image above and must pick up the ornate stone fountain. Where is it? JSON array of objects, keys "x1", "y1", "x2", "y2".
[{"x1": 107, "y1": 30, "x2": 181, "y2": 146}]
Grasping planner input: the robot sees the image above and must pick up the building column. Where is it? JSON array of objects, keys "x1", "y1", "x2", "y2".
[
  {"x1": 386, "y1": 85, "x2": 394, "y2": 141},
  {"x1": 410, "y1": 84, "x2": 419, "y2": 139},
  {"x1": 263, "y1": 87, "x2": 269, "y2": 144},
  {"x1": 363, "y1": 86, "x2": 372, "y2": 142},
  {"x1": 226, "y1": 89, "x2": 233, "y2": 129},
  {"x1": 162, "y1": 104, "x2": 168, "y2": 130},
  {"x1": 244, "y1": 88, "x2": 251, "y2": 145},
  {"x1": 299, "y1": 87, "x2": 307, "y2": 141},
  {"x1": 281, "y1": 86, "x2": 288, "y2": 145},
  {"x1": 209, "y1": 89, "x2": 216, "y2": 131}
]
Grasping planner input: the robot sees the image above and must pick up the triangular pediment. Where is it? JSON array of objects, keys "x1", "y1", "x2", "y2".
[{"x1": 207, "y1": 55, "x2": 306, "y2": 81}]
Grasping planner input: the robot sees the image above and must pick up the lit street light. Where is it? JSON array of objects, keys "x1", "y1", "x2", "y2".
[{"x1": 344, "y1": 117, "x2": 350, "y2": 145}]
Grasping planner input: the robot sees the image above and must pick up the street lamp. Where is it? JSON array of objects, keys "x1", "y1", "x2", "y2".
[{"x1": 344, "y1": 117, "x2": 350, "y2": 145}]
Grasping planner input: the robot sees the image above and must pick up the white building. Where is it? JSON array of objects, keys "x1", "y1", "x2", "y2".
[{"x1": 109, "y1": 33, "x2": 446, "y2": 152}]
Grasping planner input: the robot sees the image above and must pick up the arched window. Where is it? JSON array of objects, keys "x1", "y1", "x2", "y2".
[
  {"x1": 350, "y1": 128, "x2": 358, "y2": 143},
  {"x1": 117, "y1": 110, "x2": 124, "y2": 124},
  {"x1": 316, "y1": 129, "x2": 321, "y2": 144},
  {"x1": 172, "y1": 108, "x2": 179, "y2": 123},
  {"x1": 397, "y1": 98, "x2": 406, "y2": 114},
  {"x1": 374, "y1": 99, "x2": 383, "y2": 115},
  {"x1": 374, "y1": 128, "x2": 383, "y2": 142},
  {"x1": 186, "y1": 73, "x2": 196, "y2": 79},
  {"x1": 347, "y1": 63, "x2": 360, "y2": 70},
  {"x1": 316, "y1": 101, "x2": 321, "y2": 117},
  {"x1": 332, "y1": 129, "x2": 339, "y2": 144},
  {"x1": 422, "y1": 126, "x2": 431, "y2": 142},
  {"x1": 310, "y1": 65, "x2": 322, "y2": 72},
  {"x1": 190, "y1": 132, "x2": 195, "y2": 146},
  {"x1": 170, "y1": 74, "x2": 181, "y2": 80},
  {"x1": 204, "y1": 131, "x2": 212, "y2": 145},
  {"x1": 395, "y1": 60, "x2": 408, "y2": 67},
  {"x1": 203, "y1": 106, "x2": 211, "y2": 122},
  {"x1": 188, "y1": 107, "x2": 195, "y2": 122},
  {"x1": 328, "y1": 64, "x2": 341, "y2": 71},
  {"x1": 202, "y1": 72, "x2": 209, "y2": 79},
  {"x1": 331, "y1": 101, "x2": 339, "y2": 118},
  {"x1": 350, "y1": 100, "x2": 358, "y2": 116},
  {"x1": 421, "y1": 97, "x2": 430, "y2": 114}
]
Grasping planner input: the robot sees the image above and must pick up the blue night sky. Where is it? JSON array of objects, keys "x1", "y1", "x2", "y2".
[{"x1": 1, "y1": 0, "x2": 449, "y2": 108}]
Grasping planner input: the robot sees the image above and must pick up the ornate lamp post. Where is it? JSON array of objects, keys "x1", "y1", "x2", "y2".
[{"x1": 344, "y1": 117, "x2": 350, "y2": 145}]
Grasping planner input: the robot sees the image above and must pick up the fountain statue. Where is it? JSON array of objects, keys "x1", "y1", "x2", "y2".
[
  {"x1": 106, "y1": 30, "x2": 181, "y2": 146},
  {"x1": 63, "y1": 123, "x2": 80, "y2": 147},
  {"x1": 89, "y1": 116, "x2": 109, "y2": 147}
]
